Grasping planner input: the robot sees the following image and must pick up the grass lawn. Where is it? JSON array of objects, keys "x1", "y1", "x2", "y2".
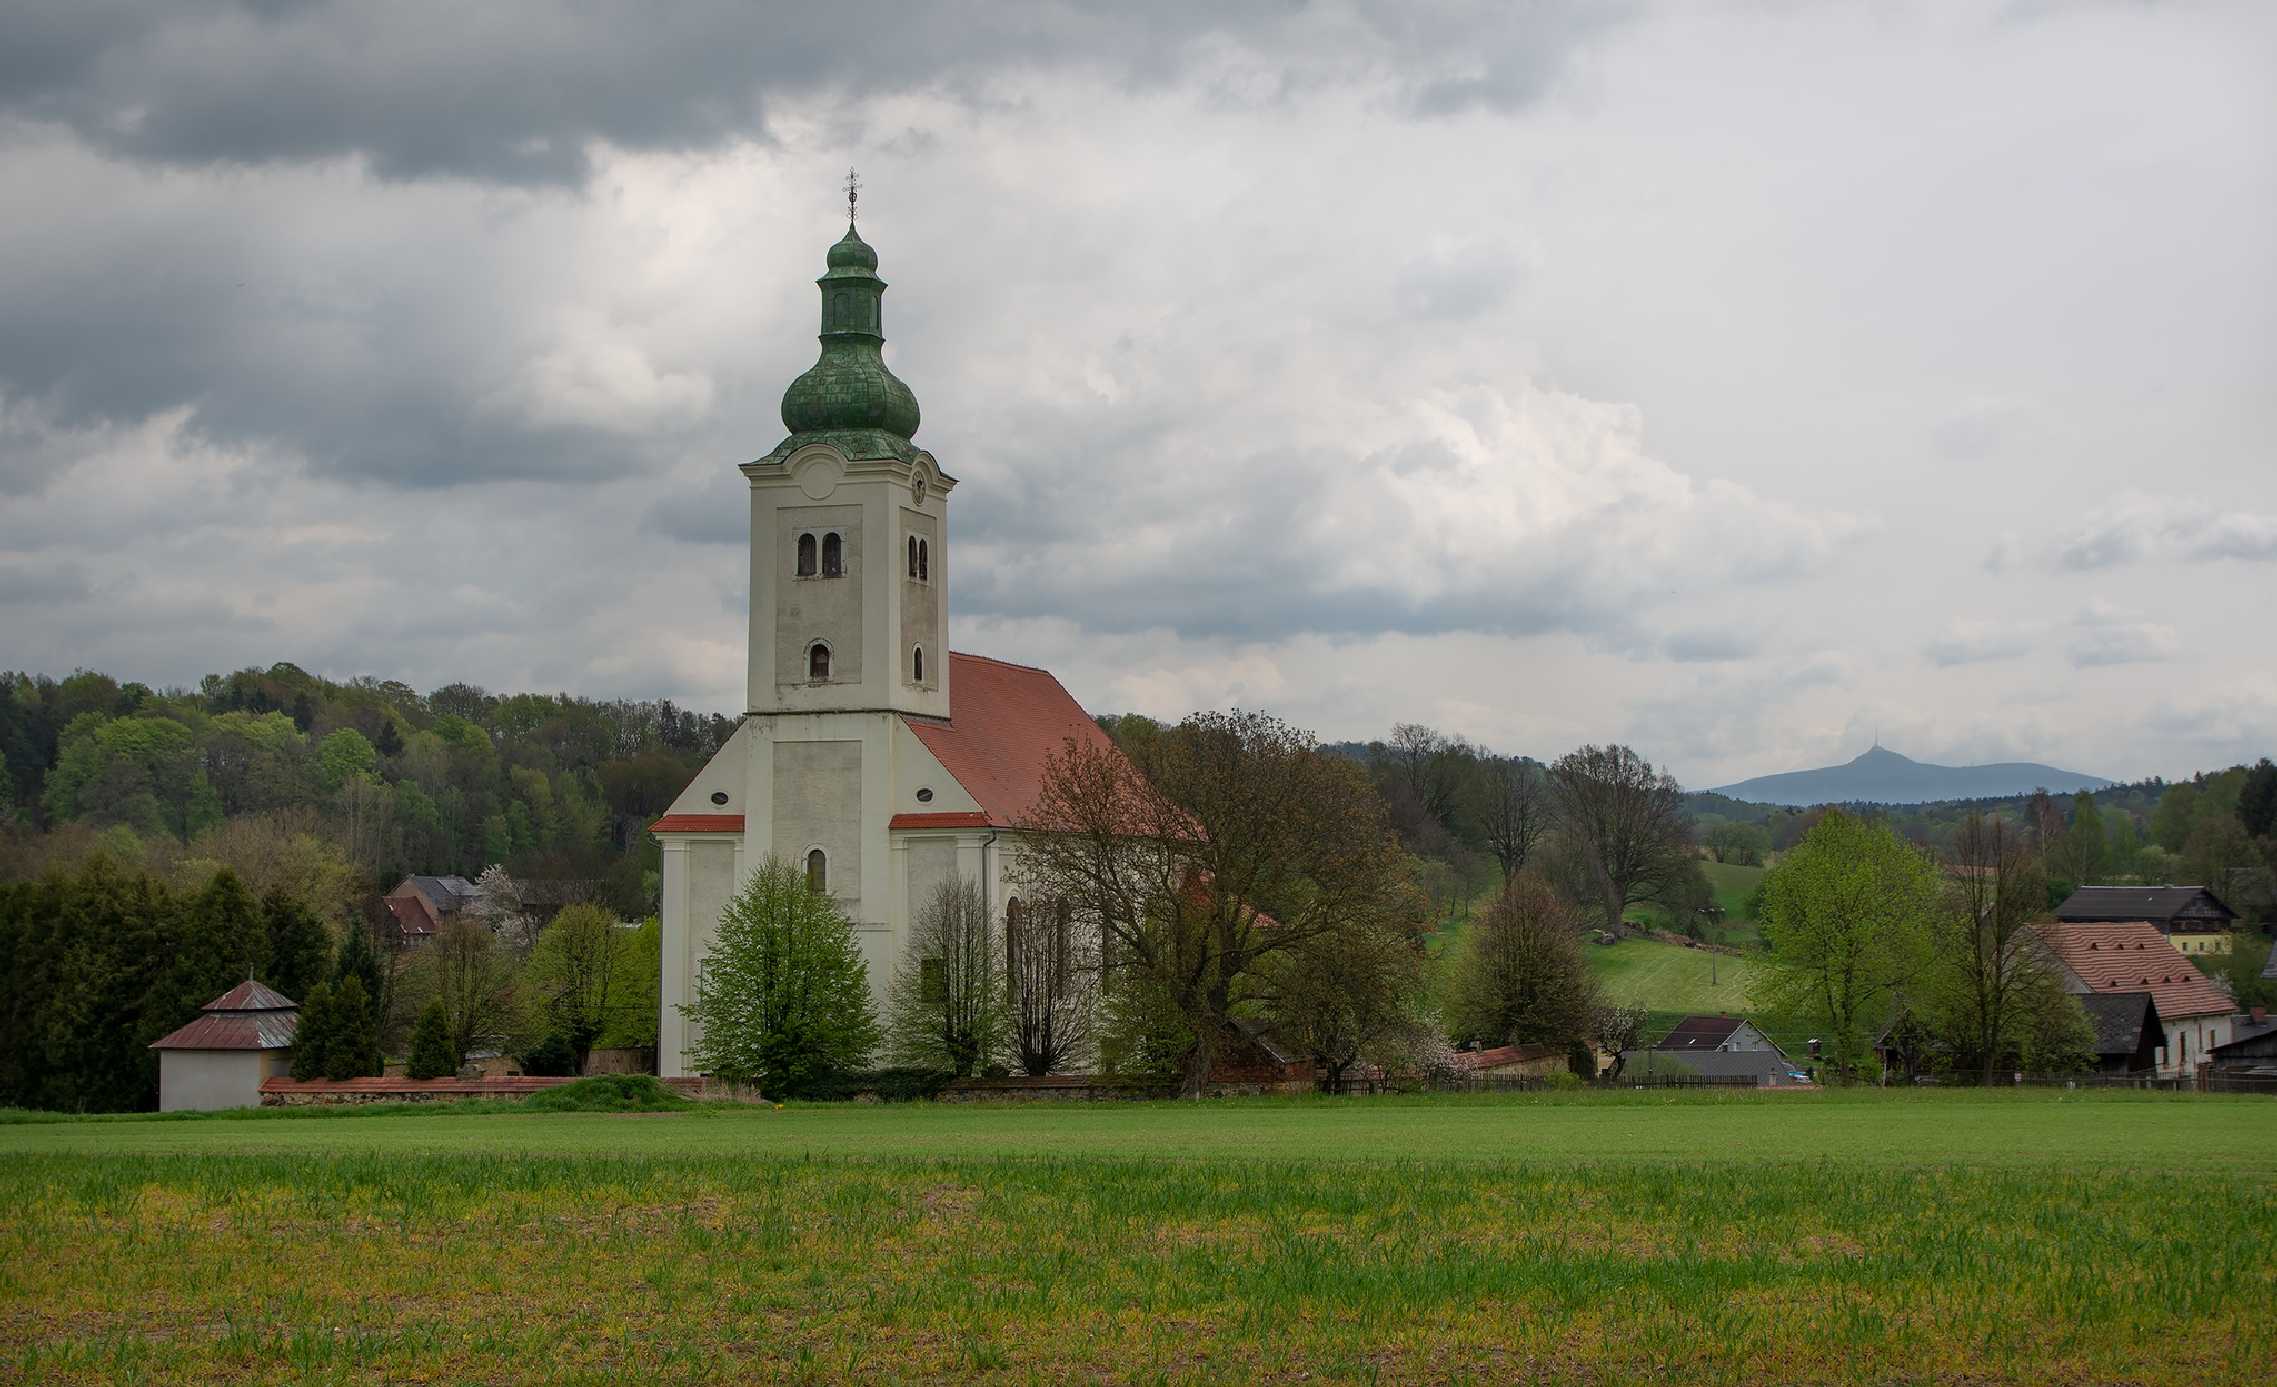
[
  {"x1": 4, "y1": 1090, "x2": 2272, "y2": 1384},
  {"x1": 1587, "y1": 933, "x2": 1765, "y2": 1013}
]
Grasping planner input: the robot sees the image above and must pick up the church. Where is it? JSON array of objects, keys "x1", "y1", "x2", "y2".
[{"x1": 650, "y1": 213, "x2": 1116, "y2": 1079}]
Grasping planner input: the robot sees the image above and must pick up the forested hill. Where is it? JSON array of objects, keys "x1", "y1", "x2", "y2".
[
  {"x1": 0, "y1": 663, "x2": 735, "y2": 917},
  {"x1": 1711, "y1": 746, "x2": 2112, "y2": 807}
]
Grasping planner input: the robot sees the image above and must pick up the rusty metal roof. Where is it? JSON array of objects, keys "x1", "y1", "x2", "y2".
[
  {"x1": 150, "y1": 1009, "x2": 298, "y2": 1051},
  {"x1": 205, "y1": 980, "x2": 296, "y2": 1012}
]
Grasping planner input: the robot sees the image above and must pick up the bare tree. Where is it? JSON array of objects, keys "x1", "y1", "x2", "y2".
[
  {"x1": 1546, "y1": 744, "x2": 1693, "y2": 933},
  {"x1": 1473, "y1": 755, "x2": 1547, "y2": 883},
  {"x1": 1925, "y1": 814, "x2": 2064, "y2": 1083},
  {"x1": 1379, "y1": 723, "x2": 1477, "y2": 843},
  {"x1": 1007, "y1": 895, "x2": 1093, "y2": 1075},
  {"x1": 883, "y1": 877, "x2": 1007, "y2": 1077},
  {"x1": 1021, "y1": 709, "x2": 1421, "y2": 1097}
]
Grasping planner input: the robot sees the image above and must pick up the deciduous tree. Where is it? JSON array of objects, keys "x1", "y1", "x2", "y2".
[
  {"x1": 1922, "y1": 814, "x2": 2070, "y2": 1082},
  {"x1": 1007, "y1": 893, "x2": 1092, "y2": 1076},
  {"x1": 682, "y1": 856, "x2": 878, "y2": 1095},
  {"x1": 524, "y1": 903, "x2": 630, "y2": 1074},
  {"x1": 1546, "y1": 744, "x2": 1693, "y2": 932},
  {"x1": 1445, "y1": 872, "x2": 1601, "y2": 1052},
  {"x1": 1755, "y1": 811, "x2": 1938, "y2": 1077},
  {"x1": 1472, "y1": 755, "x2": 1548, "y2": 883},
  {"x1": 1021, "y1": 710, "x2": 1419, "y2": 1097},
  {"x1": 883, "y1": 877, "x2": 1010, "y2": 1077}
]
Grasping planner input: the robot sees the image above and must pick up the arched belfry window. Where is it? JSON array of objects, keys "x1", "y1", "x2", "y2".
[
  {"x1": 912, "y1": 646, "x2": 924, "y2": 683},
  {"x1": 807, "y1": 642, "x2": 831, "y2": 682},
  {"x1": 796, "y1": 533, "x2": 817, "y2": 577},
  {"x1": 918, "y1": 539, "x2": 930, "y2": 582},
  {"x1": 906, "y1": 535, "x2": 919, "y2": 578},
  {"x1": 805, "y1": 848, "x2": 827, "y2": 893},
  {"x1": 821, "y1": 532, "x2": 844, "y2": 577}
]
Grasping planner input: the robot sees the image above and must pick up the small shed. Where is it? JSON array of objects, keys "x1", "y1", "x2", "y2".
[{"x1": 148, "y1": 981, "x2": 299, "y2": 1111}]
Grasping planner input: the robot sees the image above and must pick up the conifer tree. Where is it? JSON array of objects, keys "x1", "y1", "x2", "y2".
[
  {"x1": 323, "y1": 975, "x2": 380, "y2": 1080},
  {"x1": 406, "y1": 1000, "x2": 457, "y2": 1080},
  {"x1": 260, "y1": 892, "x2": 332, "y2": 1003},
  {"x1": 290, "y1": 981, "x2": 336, "y2": 1081}
]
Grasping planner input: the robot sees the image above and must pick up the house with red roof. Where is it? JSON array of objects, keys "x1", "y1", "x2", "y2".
[
  {"x1": 2035, "y1": 921, "x2": 2237, "y2": 1077},
  {"x1": 649, "y1": 218, "x2": 1126, "y2": 1079}
]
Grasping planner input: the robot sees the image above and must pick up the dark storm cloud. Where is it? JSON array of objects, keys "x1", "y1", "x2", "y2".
[{"x1": 0, "y1": 0, "x2": 1624, "y2": 185}]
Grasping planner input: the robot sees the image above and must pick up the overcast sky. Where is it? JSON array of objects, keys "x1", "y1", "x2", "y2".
[{"x1": 2, "y1": 1, "x2": 2272, "y2": 787}]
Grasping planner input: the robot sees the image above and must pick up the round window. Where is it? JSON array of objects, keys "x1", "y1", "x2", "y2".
[
  {"x1": 709, "y1": 791, "x2": 729, "y2": 806},
  {"x1": 915, "y1": 787, "x2": 934, "y2": 803}
]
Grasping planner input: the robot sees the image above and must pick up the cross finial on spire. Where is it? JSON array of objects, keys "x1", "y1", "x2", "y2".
[{"x1": 844, "y1": 167, "x2": 861, "y2": 225}]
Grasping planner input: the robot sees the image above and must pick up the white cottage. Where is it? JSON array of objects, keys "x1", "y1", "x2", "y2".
[
  {"x1": 148, "y1": 980, "x2": 300, "y2": 1111},
  {"x1": 653, "y1": 217, "x2": 1117, "y2": 1079}
]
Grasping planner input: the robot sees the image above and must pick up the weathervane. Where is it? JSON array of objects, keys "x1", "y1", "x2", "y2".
[{"x1": 844, "y1": 167, "x2": 861, "y2": 225}]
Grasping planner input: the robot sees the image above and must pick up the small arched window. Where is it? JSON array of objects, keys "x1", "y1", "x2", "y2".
[
  {"x1": 907, "y1": 535, "x2": 919, "y2": 578},
  {"x1": 796, "y1": 532, "x2": 817, "y2": 577},
  {"x1": 808, "y1": 642, "x2": 831, "y2": 681},
  {"x1": 918, "y1": 539, "x2": 930, "y2": 582},
  {"x1": 805, "y1": 848, "x2": 827, "y2": 893},
  {"x1": 912, "y1": 646, "x2": 924, "y2": 684},
  {"x1": 821, "y1": 532, "x2": 844, "y2": 577}
]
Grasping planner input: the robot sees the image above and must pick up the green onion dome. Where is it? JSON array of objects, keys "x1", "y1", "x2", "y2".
[{"x1": 778, "y1": 224, "x2": 920, "y2": 442}]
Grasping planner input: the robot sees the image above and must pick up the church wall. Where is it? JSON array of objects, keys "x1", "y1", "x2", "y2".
[
  {"x1": 772, "y1": 740, "x2": 864, "y2": 919},
  {"x1": 775, "y1": 503, "x2": 864, "y2": 691},
  {"x1": 659, "y1": 836, "x2": 738, "y2": 1075}
]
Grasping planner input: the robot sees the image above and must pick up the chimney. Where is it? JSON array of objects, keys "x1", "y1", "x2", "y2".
[{"x1": 2253, "y1": 1007, "x2": 2268, "y2": 1024}]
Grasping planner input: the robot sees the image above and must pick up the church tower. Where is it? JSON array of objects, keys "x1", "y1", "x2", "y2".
[{"x1": 743, "y1": 221, "x2": 952, "y2": 721}]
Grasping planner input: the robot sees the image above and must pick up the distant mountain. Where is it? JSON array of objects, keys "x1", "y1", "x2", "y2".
[{"x1": 1709, "y1": 746, "x2": 2113, "y2": 807}]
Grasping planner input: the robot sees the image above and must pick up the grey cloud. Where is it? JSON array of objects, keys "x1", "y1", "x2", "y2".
[
  {"x1": 644, "y1": 478, "x2": 748, "y2": 547},
  {"x1": 0, "y1": 1, "x2": 1621, "y2": 186},
  {"x1": 1924, "y1": 622, "x2": 2036, "y2": 667},
  {"x1": 2067, "y1": 605, "x2": 2177, "y2": 668},
  {"x1": 2056, "y1": 495, "x2": 2277, "y2": 571}
]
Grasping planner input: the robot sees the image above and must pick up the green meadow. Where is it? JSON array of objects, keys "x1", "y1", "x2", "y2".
[{"x1": 3, "y1": 1090, "x2": 2271, "y2": 1384}]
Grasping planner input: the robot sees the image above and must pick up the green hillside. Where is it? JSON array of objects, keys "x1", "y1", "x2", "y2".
[{"x1": 1587, "y1": 935, "x2": 1763, "y2": 1014}]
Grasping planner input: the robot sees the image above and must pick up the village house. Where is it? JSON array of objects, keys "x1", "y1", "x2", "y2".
[
  {"x1": 379, "y1": 873, "x2": 479, "y2": 947},
  {"x1": 1625, "y1": 1014, "x2": 1807, "y2": 1086},
  {"x1": 2035, "y1": 921, "x2": 2235, "y2": 1076},
  {"x1": 2053, "y1": 885, "x2": 2237, "y2": 956},
  {"x1": 147, "y1": 981, "x2": 299, "y2": 1111}
]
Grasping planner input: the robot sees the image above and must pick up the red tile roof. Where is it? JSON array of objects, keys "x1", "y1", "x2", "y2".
[
  {"x1": 383, "y1": 893, "x2": 437, "y2": 936},
  {"x1": 207, "y1": 980, "x2": 296, "y2": 1011},
  {"x1": 903, "y1": 653, "x2": 1120, "y2": 829},
  {"x1": 2036, "y1": 922, "x2": 2235, "y2": 1021},
  {"x1": 888, "y1": 810, "x2": 992, "y2": 830},
  {"x1": 650, "y1": 813, "x2": 746, "y2": 834}
]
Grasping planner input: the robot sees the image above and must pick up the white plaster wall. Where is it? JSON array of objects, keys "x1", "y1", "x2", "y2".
[
  {"x1": 2161, "y1": 1013, "x2": 2234, "y2": 1075},
  {"x1": 158, "y1": 1050, "x2": 267, "y2": 1111}
]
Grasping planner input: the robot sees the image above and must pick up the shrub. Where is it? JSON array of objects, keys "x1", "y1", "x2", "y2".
[
  {"x1": 791, "y1": 1067, "x2": 957, "y2": 1102},
  {"x1": 518, "y1": 1033, "x2": 577, "y2": 1077},
  {"x1": 520, "y1": 1074, "x2": 689, "y2": 1113}
]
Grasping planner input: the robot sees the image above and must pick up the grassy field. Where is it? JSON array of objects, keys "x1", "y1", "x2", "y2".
[
  {"x1": 3, "y1": 1090, "x2": 2272, "y2": 1384},
  {"x1": 1587, "y1": 934, "x2": 1765, "y2": 1013}
]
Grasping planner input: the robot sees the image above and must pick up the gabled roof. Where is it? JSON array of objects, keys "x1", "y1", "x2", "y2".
[
  {"x1": 149, "y1": 980, "x2": 300, "y2": 1052},
  {"x1": 383, "y1": 894, "x2": 438, "y2": 936},
  {"x1": 1654, "y1": 1015, "x2": 1750, "y2": 1051},
  {"x1": 2078, "y1": 991, "x2": 2159, "y2": 1058},
  {"x1": 2053, "y1": 885, "x2": 2235, "y2": 926},
  {"x1": 900, "y1": 653, "x2": 1120, "y2": 829},
  {"x1": 2035, "y1": 922, "x2": 2234, "y2": 1022}
]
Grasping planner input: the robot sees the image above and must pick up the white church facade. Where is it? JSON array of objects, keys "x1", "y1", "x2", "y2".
[{"x1": 652, "y1": 218, "x2": 1114, "y2": 1078}]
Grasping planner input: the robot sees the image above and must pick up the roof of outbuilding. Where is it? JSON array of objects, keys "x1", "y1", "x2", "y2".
[
  {"x1": 2053, "y1": 885, "x2": 2235, "y2": 925},
  {"x1": 206, "y1": 980, "x2": 296, "y2": 1012},
  {"x1": 2035, "y1": 922, "x2": 2235, "y2": 1021},
  {"x1": 1454, "y1": 1043, "x2": 1561, "y2": 1071},
  {"x1": 901, "y1": 653, "x2": 1121, "y2": 829},
  {"x1": 2078, "y1": 990, "x2": 2159, "y2": 1057},
  {"x1": 149, "y1": 981, "x2": 300, "y2": 1052}
]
